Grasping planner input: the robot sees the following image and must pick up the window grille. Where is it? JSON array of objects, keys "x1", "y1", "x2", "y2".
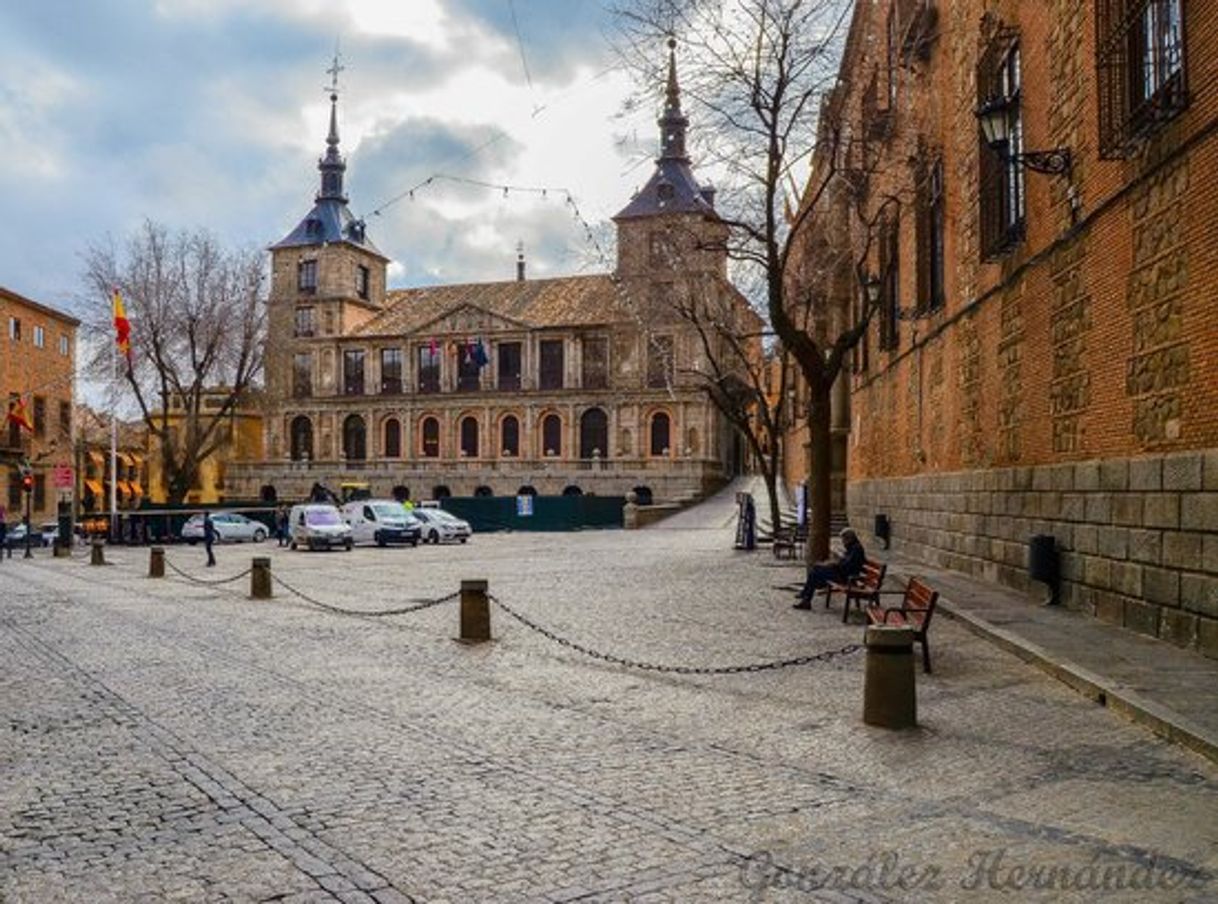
[
  {"x1": 978, "y1": 29, "x2": 1025, "y2": 258},
  {"x1": 1096, "y1": 0, "x2": 1187, "y2": 158}
]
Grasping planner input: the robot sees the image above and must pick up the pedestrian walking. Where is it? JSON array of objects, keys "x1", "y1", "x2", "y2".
[
  {"x1": 203, "y1": 512, "x2": 217, "y2": 567},
  {"x1": 276, "y1": 505, "x2": 289, "y2": 547}
]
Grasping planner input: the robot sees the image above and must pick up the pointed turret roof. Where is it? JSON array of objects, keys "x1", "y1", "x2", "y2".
[
  {"x1": 614, "y1": 38, "x2": 717, "y2": 222},
  {"x1": 272, "y1": 71, "x2": 385, "y2": 258}
]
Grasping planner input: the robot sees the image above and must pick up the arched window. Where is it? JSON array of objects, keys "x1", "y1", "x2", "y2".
[
  {"x1": 631, "y1": 485, "x2": 653, "y2": 505},
  {"x1": 342, "y1": 414, "x2": 367, "y2": 461},
  {"x1": 421, "y1": 417, "x2": 440, "y2": 457},
  {"x1": 460, "y1": 416, "x2": 479, "y2": 458},
  {"x1": 650, "y1": 412, "x2": 670, "y2": 456},
  {"x1": 260, "y1": 485, "x2": 277, "y2": 503},
  {"x1": 290, "y1": 415, "x2": 313, "y2": 461},
  {"x1": 474, "y1": 485, "x2": 494, "y2": 497},
  {"x1": 383, "y1": 418, "x2": 401, "y2": 458},
  {"x1": 392, "y1": 485, "x2": 410, "y2": 503},
  {"x1": 579, "y1": 407, "x2": 608, "y2": 459},
  {"x1": 562, "y1": 485, "x2": 583, "y2": 496},
  {"x1": 517, "y1": 485, "x2": 537, "y2": 496},
  {"x1": 501, "y1": 415, "x2": 520, "y2": 457},
  {"x1": 432, "y1": 485, "x2": 451, "y2": 500},
  {"x1": 542, "y1": 414, "x2": 562, "y2": 457}
]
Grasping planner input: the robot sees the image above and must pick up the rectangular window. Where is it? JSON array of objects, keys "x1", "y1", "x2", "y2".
[
  {"x1": 33, "y1": 474, "x2": 45, "y2": 511},
  {"x1": 457, "y1": 345, "x2": 481, "y2": 392},
  {"x1": 539, "y1": 339, "x2": 564, "y2": 390},
  {"x1": 978, "y1": 32, "x2": 1025, "y2": 258},
  {"x1": 1097, "y1": 0, "x2": 1187, "y2": 157},
  {"x1": 294, "y1": 306, "x2": 315, "y2": 337},
  {"x1": 646, "y1": 335, "x2": 674, "y2": 388},
  {"x1": 916, "y1": 157, "x2": 946, "y2": 313},
  {"x1": 33, "y1": 396, "x2": 46, "y2": 438},
  {"x1": 582, "y1": 337, "x2": 609, "y2": 390},
  {"x1": 33, "y1": 325, "x2": 45, "y2": 348},
  {"x1": 879, "y1": 214, "x2": 901, "y2": 351},
  {"x1": 357, "y1": 264, "x2": 370, "y2": 300},
  {"x1": 5, "y1": 394, "x2": 19, "y2": 448},
  {"x1": 342, "y1": 349, "x2": 365, "y2": 395},
  {"x1": 418, "y1": 346, "x2": 441, "y2": 394},
  {"x1": 297, "y1": 259, "x2": 318, "y2": 293},
  {"x1": 8, "y1": 317, "x2": 19, "y2": 341},
  {"x1": 380, "y1": 348, "x2": 402, "y2": 394},
  {"x1": 59, "y1": 401, "x2": 71, "y2": 437},
  {"x1": 59, "y1": 334, "x2": 69, "y2": 356},
  {"x1": 497, "y1": 342, "x2": 522, "y2": 390},
  {"x1": 292, "y1": 352, "x2": 312, "y2": 398}
]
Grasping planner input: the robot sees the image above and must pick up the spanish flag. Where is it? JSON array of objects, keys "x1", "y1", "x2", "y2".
[
  {"x1": 5, "y1": 396, "x2": 33, "y2": 433},
  {"x1": 113, "y1": 288, "x2": 131, "y2": 361}
]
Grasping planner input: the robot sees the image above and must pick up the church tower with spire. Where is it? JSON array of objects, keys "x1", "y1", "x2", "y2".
[
  {"x1": 612, "y1": 39, "x2": 728, "y2": 285},
  {"x1": 266, "y1": 55, "x2": 389, "y2": 420}
]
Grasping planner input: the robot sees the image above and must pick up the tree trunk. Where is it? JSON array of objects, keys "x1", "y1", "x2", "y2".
[
  {"x1": 806, "y1": 387, "x2": 833, "y2": 562},
  {"x1": 762, "y1": 466, "x2": 781, "y2": 534}
]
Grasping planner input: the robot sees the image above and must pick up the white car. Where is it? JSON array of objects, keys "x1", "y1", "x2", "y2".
[
  {"x1": 289, "y1": 503, "x2": 353, "y2": 551},
  {"x1": 181, "y1": 512, "x2": 268, "y2": 544},
  {"x1": 341, "y1": 500, "x2": 422, "y2": 546},
  {"x1": 411, "y1": 508, "x2": 472, "y2": 544}
]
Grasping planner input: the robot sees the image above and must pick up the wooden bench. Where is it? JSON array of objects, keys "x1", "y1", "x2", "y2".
[
  {"x1": 771, "y1": 523, "x2": 808, "y2": 559},
  {"x1": 822, "y1": 558, "x2": 887, "y2": 624},
  {"x1": 865, "y1": 577, "x2": 940, "y2": 673}
]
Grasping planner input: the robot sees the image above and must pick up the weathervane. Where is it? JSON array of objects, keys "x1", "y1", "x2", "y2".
[{"x1": 325, "y1": 42, "x2": 344, "y2": 98}]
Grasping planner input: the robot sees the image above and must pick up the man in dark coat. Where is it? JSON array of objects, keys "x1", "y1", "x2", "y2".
[
  {"x1": 793, "y1": 528, "x2": 866, "y2": 608},
  {"x1": 203, "y1": 512, "x2": 217, "y2": 567}
]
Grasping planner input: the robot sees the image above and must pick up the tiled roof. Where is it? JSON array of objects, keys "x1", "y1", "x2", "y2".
[
  {"x1": 353, "y1": 275, "x2": 644, "y2": 337},
  {"x1": 270, "y1": 198, "x2": 385, "y2": 258}
]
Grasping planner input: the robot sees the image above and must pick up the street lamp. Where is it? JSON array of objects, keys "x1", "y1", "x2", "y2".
[
  {"x1": 862, "y1": 273, "x2": 882, "y2": 309},
  {"x1": 975, "y1": 94, "x2": 1072, "y2": 176}
]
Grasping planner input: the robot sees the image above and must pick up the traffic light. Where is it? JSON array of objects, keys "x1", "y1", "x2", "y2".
[{"x1": 20, "y1": 472, "x2": 33, "y2": 493}]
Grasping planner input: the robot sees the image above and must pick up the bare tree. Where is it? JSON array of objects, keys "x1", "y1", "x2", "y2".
[
  {"x1": 82, "y1": 221, "x2": 266, "y2": 504},
  {"x1": 613, "y1": 0, "x2": 899, "y2": 559}
]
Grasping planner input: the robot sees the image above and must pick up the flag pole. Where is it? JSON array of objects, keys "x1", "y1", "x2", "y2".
[{"x1": 109, "y1": 309, "x2": 118, "y2": 542}]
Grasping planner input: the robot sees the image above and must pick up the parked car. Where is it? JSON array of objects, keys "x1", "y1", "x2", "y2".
[
  {"x1": 181, "y1": 512, "x2": 268, "y2": 544},
  {"x1": 341, "y1": 500, "x2": 421, "y2": 547},
  {"x1": 3, "y1": 523, "x2": 49, "y2": 549},
  {"x1": 411, "y1": 508, "x2": 472, "y2": 544},
  {"x1": 38, "y1": 521, "x2": 63, "y2": 546},
  {"x1": 289, "y1": 503, "x2": 353, "y2": 551}
]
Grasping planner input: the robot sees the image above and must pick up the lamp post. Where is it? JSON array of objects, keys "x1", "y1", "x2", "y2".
[{"x1": 863, "y1": 273, "x2": 882, "y2": 311}]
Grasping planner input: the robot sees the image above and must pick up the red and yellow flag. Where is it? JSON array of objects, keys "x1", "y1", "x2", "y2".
[
  {"x1": 5, "y1": 396, "x2": 33, "y2": 433},
  {"x1": 113, "y1": 288, "x2": 131, "y2": 361}
]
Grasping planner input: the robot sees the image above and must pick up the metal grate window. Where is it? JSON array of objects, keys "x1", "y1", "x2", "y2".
[
  {"x1": 1096, "y1": 0, "x2": 1187, "y2": 158},
  {"x1": 878, "y1": 214, "x2": 901, "y2": 351},
  {"x1": 916, "y1": 156, "x2": 946, "y2": 313},
  {"x1": 978, "y1": 30, "x2": 1025, "y2": 258}
]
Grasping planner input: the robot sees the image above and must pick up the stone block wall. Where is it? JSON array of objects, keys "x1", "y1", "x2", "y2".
[{"x1": 847, "y1": 450, "x2": 1218, "y2": 660}]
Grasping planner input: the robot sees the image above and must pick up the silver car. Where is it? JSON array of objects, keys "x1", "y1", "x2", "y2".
[{"x1": 181, "y1": 512, "x2": 268, "y2": 544}]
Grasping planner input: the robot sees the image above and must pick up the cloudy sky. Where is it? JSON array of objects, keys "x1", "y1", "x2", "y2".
[{"x1": 0, "y1": 0, "x2": 679, "y2": 319}]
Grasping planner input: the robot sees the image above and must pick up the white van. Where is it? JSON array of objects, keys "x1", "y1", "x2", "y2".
[
  {"x1": 341, "y1": 500, "x2": 422, "y2": 547},
  {"x1": 289, "y1": 503, "x2": 353, "y2": 551}
]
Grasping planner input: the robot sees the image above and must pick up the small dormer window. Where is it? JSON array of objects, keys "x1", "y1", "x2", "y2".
[
  {"x1": 305, "y1": 218, "x2": 322, "y2": 237},
  {"x1": 657, "y1": 181, "x2": 675, "y2": 202}
]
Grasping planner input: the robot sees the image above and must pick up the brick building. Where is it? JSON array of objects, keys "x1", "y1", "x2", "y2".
[
  {"x1": 1, "y1": 286, "x2": 78, "y2": 525},
  {"x1": 231, "y1": 48, "x2": 754, "y2": 504},
  {"x1": 785, "y1": 0, "x2": 1218, "y2": 657}
]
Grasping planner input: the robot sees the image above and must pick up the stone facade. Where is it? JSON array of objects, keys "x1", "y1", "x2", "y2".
[
  {"x1": 784, "y1": 1, "x2": 1218, "y2": 656},
  {"x1": 232, "y1": 49, "x2": 753, "y2": 506}
]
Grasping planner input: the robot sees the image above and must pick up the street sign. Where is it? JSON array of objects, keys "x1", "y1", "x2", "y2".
[{"x1": 53, "y1": 465, "x2": 74, "y2": 489}]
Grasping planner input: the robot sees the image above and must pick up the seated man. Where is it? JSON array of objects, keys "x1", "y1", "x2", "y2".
[{"x1": 793, "y1": 528, "x2": 866, "y2": 609}]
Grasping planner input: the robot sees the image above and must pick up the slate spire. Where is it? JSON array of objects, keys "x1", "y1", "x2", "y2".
[
  {"x1": 658, "y1": 36, "x2": 688, "y2": 161},
  {"x1": 317, "y1": 53, "x2": 348, "y2": 203}
]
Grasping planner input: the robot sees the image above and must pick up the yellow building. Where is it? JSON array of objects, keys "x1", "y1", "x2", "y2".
[
  {"x1": 74, "y1": 406, "x2": 147, "y2": 516},
  {"x1": 145, "y1": 389, "x2": 264, "y2": 504}
]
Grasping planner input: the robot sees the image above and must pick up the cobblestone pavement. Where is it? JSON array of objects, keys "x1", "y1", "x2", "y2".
[{"x1": 2, "y1": 526, "x2": 1217, "y2": 903}]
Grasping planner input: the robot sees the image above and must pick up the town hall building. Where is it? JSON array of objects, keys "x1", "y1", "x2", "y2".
[{"x1": 229, "y1": 46, "x2": 757, "y2": 504}]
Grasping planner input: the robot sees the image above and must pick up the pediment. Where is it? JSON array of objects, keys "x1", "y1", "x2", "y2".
[{"x1": 410, "y1": 303, "x2": 532, "y2": 338}]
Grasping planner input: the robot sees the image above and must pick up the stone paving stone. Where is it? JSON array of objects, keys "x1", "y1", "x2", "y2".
[{"x1": 2, "y1": 525, "x2": 1217, "y2": 902}]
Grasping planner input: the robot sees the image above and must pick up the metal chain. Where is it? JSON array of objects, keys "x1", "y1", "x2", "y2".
[
  {"x1": 164, "y1": 559, "x2": 253, "y2": 586},
  {"x1": 271, "y1": 574, "x2": 460, "y2": 617},
  {"x1": 489, "y1": 595, "x2": 863, "y2": 675}
]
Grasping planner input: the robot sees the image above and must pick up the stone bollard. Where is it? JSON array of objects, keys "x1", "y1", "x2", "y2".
[
  {"x1": 90, "y1": 537, "x2": 106, "y2": 566},
  {"x1": 53, "y1": 542, "x2": 71, "y2": 558},
  {"x1": 862, "y1": 625, "x2": 917, "y2": 729},
  {"x1": 149, "y1": 547, "x2": 165, "y2": 578},
  {"x1": 458, "y1": 579, "x2": 491, "y2": 643},
  {"x1": 250, "y1": 557, "x2": 272, "y2": 600},
  {"x1": 623, "y1": 491, "x2": 639, "y2": 530}
]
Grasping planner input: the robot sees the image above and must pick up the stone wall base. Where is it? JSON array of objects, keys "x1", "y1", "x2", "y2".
[{"x1": 847, "y1": 450, "x2": 1218, "y2": 660}]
